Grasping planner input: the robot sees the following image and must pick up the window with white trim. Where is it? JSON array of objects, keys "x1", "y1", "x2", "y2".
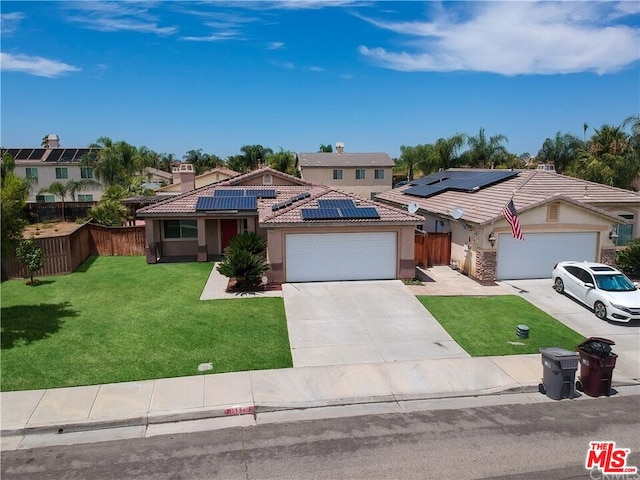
[
  {"x1": 355, "y1": 169, "x2": 365, "y2": 180},
  {"x1": 617, "y1": 214, "x2": 634, "y2": 246},
  {"x1": 77, "y1": 194, "x2": 94, "y2": 202},
  {"x1": 25, "y1": 167, "x2": 38, "y2": 181},
  {"x1": 36, "y1": 194, "x2": 55, "y2": 203},
  {"x1": 164, "y1": 220, "x2": 197, "y2": 239},
  {"x1": 55, "y1": 167, "x2": 68, "y2": 179},
  {"x1": 81, "y1": 166, "x2": 93, "y2": 179},
  {"x1": 374, "y1": 169, "x2": 384, "y2": 179},
  {"x1": 333, "y1": 169, "x2": 343, "y2": 180}
]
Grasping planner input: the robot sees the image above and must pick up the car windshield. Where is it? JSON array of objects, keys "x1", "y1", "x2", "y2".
[{"x1": 595, "y1": 274, "x2": 636, "y2": 292}]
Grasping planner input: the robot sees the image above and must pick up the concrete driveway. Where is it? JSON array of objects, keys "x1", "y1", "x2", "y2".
[
  {"x1": 499, "y1": 279, "x2": 640, "y2": 381},
  {"x1": 282, "y1": 280, "x2": 469, "y2": 367}
]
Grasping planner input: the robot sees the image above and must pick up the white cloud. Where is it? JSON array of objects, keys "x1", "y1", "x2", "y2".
[
  {"x1": 267, "y1": 41, "x2": 285, "y2": 50},
  {"x1": 0, "y1": 53, "x2": 80, "y2": 78},
  {"x1": 1, "y1": 12, "x2": 24, "y2": 35},
  {"x1": 309, "y1": 66, "x2": 323, "y2": 72},
  {"x1": 357, "y1": 2, "x2": 640, "y2": 75},
  {"x1": 65, "y1": 1, "x2": 177, "y2": 35}
]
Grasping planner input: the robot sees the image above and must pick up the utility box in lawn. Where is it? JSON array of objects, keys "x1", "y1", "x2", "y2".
[
  {"x1": 538, "y1": 347, "x2": 579, "y2": 400},
  {"x1": 576, "y1": 337, "x2": 618, "y2": 397}
]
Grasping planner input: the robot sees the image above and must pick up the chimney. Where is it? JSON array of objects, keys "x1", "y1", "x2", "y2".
[
  {"x1": 335, "y1": 142, "x2": 344, "y2": 154},
  {"x1": 173, "y1": 163, "x2": 196, "y2": 193},
  {"x1": 45, "y1": 134, "x2": 60, "y2": 149}
]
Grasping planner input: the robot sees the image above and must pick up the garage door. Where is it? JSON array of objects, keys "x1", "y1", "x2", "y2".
[
  {"x1": 286, "y1": 232, "x2": 397, "y2": 282},
  {"x1": 497, "y1": 232, "x2": 597, "y2": 280}
]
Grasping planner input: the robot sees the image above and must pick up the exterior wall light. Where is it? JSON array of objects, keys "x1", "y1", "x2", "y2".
[
  {"x1": 488, "y1": 231, "x2": 496, "y2": 247},
  {"x1": 609, "y1": 228, "x2": 618, "y2": 242}
]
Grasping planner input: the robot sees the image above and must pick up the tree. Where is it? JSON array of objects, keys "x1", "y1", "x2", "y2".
[
  {"x1": 15, "y1": 236, "x2": 45, "y2": 285},
  {"x1": 397, "y1": 144, "x2": 433, "y2": 180},
  {"x1": 616, "y1": 238, "x2": 640, "y2": 279},
  {"x1": 319, "y1": 144, "x2": 333, "y2": 153},
  {"x1": 1, "y1": 153, "x2": 28, "y2": 262},
  {"x1": 183, "y1": 149, "x2": 224, "y2": 175},
  {"x1": 83, "y1": 137, "x2": 145, "y2": 187},
  {"x1": 462, "y1": 128, "x2": 509, "y2": 168},
  {"x1": 239, "y1": 144, "x2": 273, "y2": 172},
  {"x1": 38, "y1": 179, "x2": 99, "y2": 222},
  {"x1": 266, "y1": 148, "x2": 297, "y2": 176},
  {"x1": 432, "y1": 133, "x2": 466, "y2": 171},
  {"x1": 89, "y1": 200, "x2": 128, "y2": 226},
  {"x1": 216, "y1": 232, "x2": 269, "y2": 289},
  {"x1": 536, "y1": 132, "x2": 584, "y2": 173}
]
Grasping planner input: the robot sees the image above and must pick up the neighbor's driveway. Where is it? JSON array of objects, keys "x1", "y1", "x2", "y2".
[
  {"x1": 499, "y1": 279, "x2": 640, "y2": 381},
  {"x1": 282, "y1": 280, "x2": 469, "y2": 368}
]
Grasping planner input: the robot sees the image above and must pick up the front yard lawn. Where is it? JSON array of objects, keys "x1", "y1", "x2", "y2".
[
  {"x1": 417, "y1": 295, "x2": 585, "y2": 356},
  {"x1": 1, "y1": 256, "x2": 292, "y2": 392}
]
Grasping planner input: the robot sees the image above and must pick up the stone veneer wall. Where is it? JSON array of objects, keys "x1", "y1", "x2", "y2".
[
  {"x1": 475, "y1": 249, "x2": 497, "y2": 283},
  {"x1": 600, "y1": 247, "x2": 616, "y2": 266}
]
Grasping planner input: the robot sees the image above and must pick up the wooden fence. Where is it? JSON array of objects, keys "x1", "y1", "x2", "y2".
[
  {"x1": 3, "y1": 223, "x2": 146, "y2": 279},
  {"x1": 415, "y1": 231, "x2": 451, "y2": 267}
]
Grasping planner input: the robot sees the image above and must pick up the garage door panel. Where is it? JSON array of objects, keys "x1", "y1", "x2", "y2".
[
  {"x1": 286, "y1": 233, "x2": 396, "y2": 282},
  {"x1": 497, "y1": 232, "x2": 597, "y2": 280}
]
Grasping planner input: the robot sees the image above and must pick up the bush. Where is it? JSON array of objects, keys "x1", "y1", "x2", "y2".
[
  {"x1": 216, "y1": 249, "x2": 269, "y2": 288},
  {"x1": 225, "y1": 232, "x2": 267, "y2": 256},
  {"x1": 15, "y1": 236, "x2": 45, "y2": 285},
  {"x1": 616, "y1": 239, "x2": 640, "y2": 279},
  {"x1": 90, "y1": 200, "x2": 128, "y2": 226}
]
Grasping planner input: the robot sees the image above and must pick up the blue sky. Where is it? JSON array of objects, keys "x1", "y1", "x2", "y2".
[{"x1": 2, "y1": 1, "x2": 639, "y2": 160}]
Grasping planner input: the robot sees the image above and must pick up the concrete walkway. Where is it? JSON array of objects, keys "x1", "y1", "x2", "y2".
[{"x1": 200, "y1": 263, "x2": 283, "y2": 300}]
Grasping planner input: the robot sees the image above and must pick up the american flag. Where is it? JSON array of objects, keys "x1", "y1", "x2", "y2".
[{"x1": 502, "y1": 199, "x2": 524, "y2": 240}]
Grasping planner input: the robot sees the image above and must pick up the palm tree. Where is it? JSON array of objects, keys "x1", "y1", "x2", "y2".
[
  {"x1": 536, "y1": 132, "x2": 583, "y2": 173},
  {"x1": 266, "y1": 149, "x2": 297, "y2": 175},
  {"x1": 38, "y1": 179, "x2": 99, "y2": 222},
  {"x1": 432, "y1": 133, "x2": 466, "y2": 171},
  {"x1": 240, "y1": 144, "x2": 273, "y2": 172},
  {"x1": 463, "y1": 128, "x2": 509, "y2": 168},
  {"x1": 318, "y1": 144, "x2": 333, "y2": 153},
  {"x1": 83, "y1": 137, "x2": 143, "y2": 187},
  {"x1": 397, "y1": 144, "x2": 434, "y2": 180}
]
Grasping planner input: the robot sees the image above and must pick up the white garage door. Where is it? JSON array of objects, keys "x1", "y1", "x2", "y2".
[
  {"x1": 286, "y1": 232, "x2": 397, "y2": 282},
  {"x1": 497, "y1": 232, "x2": 597, "y2": 280}
]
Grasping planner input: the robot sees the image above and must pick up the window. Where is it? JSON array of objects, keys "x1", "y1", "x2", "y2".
[
  {"x1": 617, "y1": 214, "x2": 634, "y2": 246},
  {"x1": 374, "y1": 169, "x2": 384, "y2": 179},
  {"x1": 55, "y1": 167, "x2": 68, "y2": 179},
  {"x1": 547, "y1": 203, "x2": 559, "y2": 222},
  {"x1": 36, "y1": 194, "x2": 55, "y2": 203},
  {"x1": 164, "y1": 220, "x2": 197, "y2": 239},
  {"x1": 77, "y1": 194, "x2": 93, "y2": 202},
  {"x1": 81, "y1": 166, "x2": 93, "y2": 179},
  {"x1": 25, "y1": 167, "x2": 38, "y2": 181},
  {"x1": 241, "y1": 219, "x2": 249, "y2": 233},
  {"x1": 355, "y1": 169, "x2": 365, "y2": 180},
  {"x1": 333, "y1": 169, "x2": 343, "y2": 180},
  {"x1": 263, "y1": 174, "x2": 272, "y2": 185}
]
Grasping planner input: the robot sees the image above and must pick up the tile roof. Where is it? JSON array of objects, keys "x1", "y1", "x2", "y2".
[
  {"x1": 376, "y1": 169, "x2": 640, "y2": 225},
  {"x1": 262, "y1": 189, "x2": 423, "y2": 225},
  {"x1": 137, "y1": 166, "x2": 422, "y2": 225},
  {"x1": 296, "y1": 152, "x2": 395, "y2": 168}
]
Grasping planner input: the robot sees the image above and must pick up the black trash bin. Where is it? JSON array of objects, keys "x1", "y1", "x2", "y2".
[
  {"x1": 538, "y1": 347, "x2": 579, "y2": 400},
  {"x1": 576, "y1": 337, "x2": 618, "y2": 397}
]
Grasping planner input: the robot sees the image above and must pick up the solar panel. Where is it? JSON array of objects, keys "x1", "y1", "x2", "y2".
[
  {"x1": 215, "y1": 189, "x2": 244, "y2": 197},
  {"x1": 318, "y1": 199, "x2": 356, "y2": 209},
  {"x1": 404, "y1": 170, "x2": 518, "y2": 197},
  {"x1": 293, "y1": 191, "x2": 311, "y2": 201},
  {"x1": 301, "y1": 208, "x2": 341, "y2": 220},
  {"x1": 196, "y1": 196, "x2": 256, "y2": 210},
  {"x1": 45, "y1": 149, "x2": 64, "y2": 162},
  {"x1": 271, "y1": 199, "x2": 293, "y2": 211},
  {"x1": 341, "y1": 207, "x2": 380, "y2": 219},
  {"x1": 248, "y1": 189, "x2": 277, "y2": 198},
  {"x1": 28, "y1": 149, "x2": 46, "y2": 160},
  {"x1": 59, "y1": 149, "x2": 77, "y2": 162},
  {"x1": 15, "y1": 149, "x2": 33, "y2": 160},
  {"x1": 74, "y1": 149, "x2": 91, "y2": 161}
]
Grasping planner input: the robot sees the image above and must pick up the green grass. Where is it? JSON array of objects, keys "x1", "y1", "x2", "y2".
[
  {"x1": 417, "y1": 295, "x2": 585, "y2": 356},
  {"x1": 1, "y1": 256, "x2": 292, "y2": 392}
]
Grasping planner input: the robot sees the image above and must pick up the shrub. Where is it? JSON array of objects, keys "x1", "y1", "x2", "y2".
[
  {"x1": 15, "y1": 236, "x2": 45, "y2": 285},
  {"x1": 225, "y1": 231, "x2": 267, "y2": 256},
  {"x1": 90, "y1": 200, "x2": 128, "y2": 226},
  {"x1": 216, "y1": 249, "x2": 269, "y2": 288},
  {"x1": 616, "y1": 239, "x2": 640, "y2": 279}
]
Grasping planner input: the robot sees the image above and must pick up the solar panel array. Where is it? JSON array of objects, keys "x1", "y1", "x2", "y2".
[
  {"x1": 195, "y1": 196, "x2": 257, "y2": 211},
  {"x1": 271, "y1": 191, "x2": 311, "y2": 211},
  {"x1": 214, "y1": 189, "x2": 276, "y2": 198},
  {"x1": 301, "y1": 200, "x2": 380, "y2": 220},
  {"x1": 2, "y1": 148, "x2": 101, "y2": 163},
  {"x1": 404, "y1": 170, "x2": 518, "y2": 198}
]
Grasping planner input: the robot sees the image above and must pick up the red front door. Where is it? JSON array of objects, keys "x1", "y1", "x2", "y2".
[{"x1": 220, "y1": 219, "x2": 238, "y2": 252}]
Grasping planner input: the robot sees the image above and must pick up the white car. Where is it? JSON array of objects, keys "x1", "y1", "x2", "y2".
[{"x1": 552, "y1": 261, "x2": 640, "y2": 323}]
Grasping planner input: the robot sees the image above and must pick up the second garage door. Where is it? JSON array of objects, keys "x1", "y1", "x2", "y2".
[
  {"x1": 497, "y1": 232, "x2": 597, "y2": 280},
  {"x1": 286, "y1": 232, "x2": 397, "y2": 282}
]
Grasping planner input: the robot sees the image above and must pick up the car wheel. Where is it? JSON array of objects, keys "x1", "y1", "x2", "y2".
[
  {"x1": 594, "y1": 301, "x2": 607, "y2": 320},
  {"x1": 554, "y1": 278, "x2": 564, "y2": 294}
]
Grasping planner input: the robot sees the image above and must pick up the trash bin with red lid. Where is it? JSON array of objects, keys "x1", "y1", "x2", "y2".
[{"x1": 576, "y1": 337, "x2": 618, "y2": 397}]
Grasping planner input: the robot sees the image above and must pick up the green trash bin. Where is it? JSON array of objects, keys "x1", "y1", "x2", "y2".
[{"x1": 538, "y1": 347, "x2": 579, "y2": 400}]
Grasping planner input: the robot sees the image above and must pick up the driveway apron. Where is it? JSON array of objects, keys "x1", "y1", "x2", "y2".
[{"x1": 282, "y1": 280, "x2": 469, "y2": 367}]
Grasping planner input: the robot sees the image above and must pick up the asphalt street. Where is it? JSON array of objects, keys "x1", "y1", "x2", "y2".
[{"x1": 3, "y1": 395, "x2": 639, "y2": 480}]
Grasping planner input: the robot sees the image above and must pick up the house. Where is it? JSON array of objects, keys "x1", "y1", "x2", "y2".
[
  {"x1": 375, "y1": 168, "x2": 640, "y2": 282},
  {"x1": 136, "y1": 167, "x2": 423, "y2": 283},
  {"x1": 156, "y1": 165, "x2": 240, "y2": 195},
  {"x1": 295, "y1": 143, "x2": 394, "y2": 200}
]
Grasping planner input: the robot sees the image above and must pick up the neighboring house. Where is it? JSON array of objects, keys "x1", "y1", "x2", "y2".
[
  {"x1": 295, "y1": 143, "x2": 394, "y2": 200},
  {"x1": 156, "y1": 165, "x2": 240, "y2": 196},
  {"x1": 3, "y1": 135, "x2": 103, "y2": 203},
  {"x1": 143, "y1": 167, "x2": 173, "y2": 190},
  {"x1": 137, "y1": 167, "x2": 423, "y2": 283},
  {"x1": 376, "y1": 168, "x2": 640, "y2": 282}
]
